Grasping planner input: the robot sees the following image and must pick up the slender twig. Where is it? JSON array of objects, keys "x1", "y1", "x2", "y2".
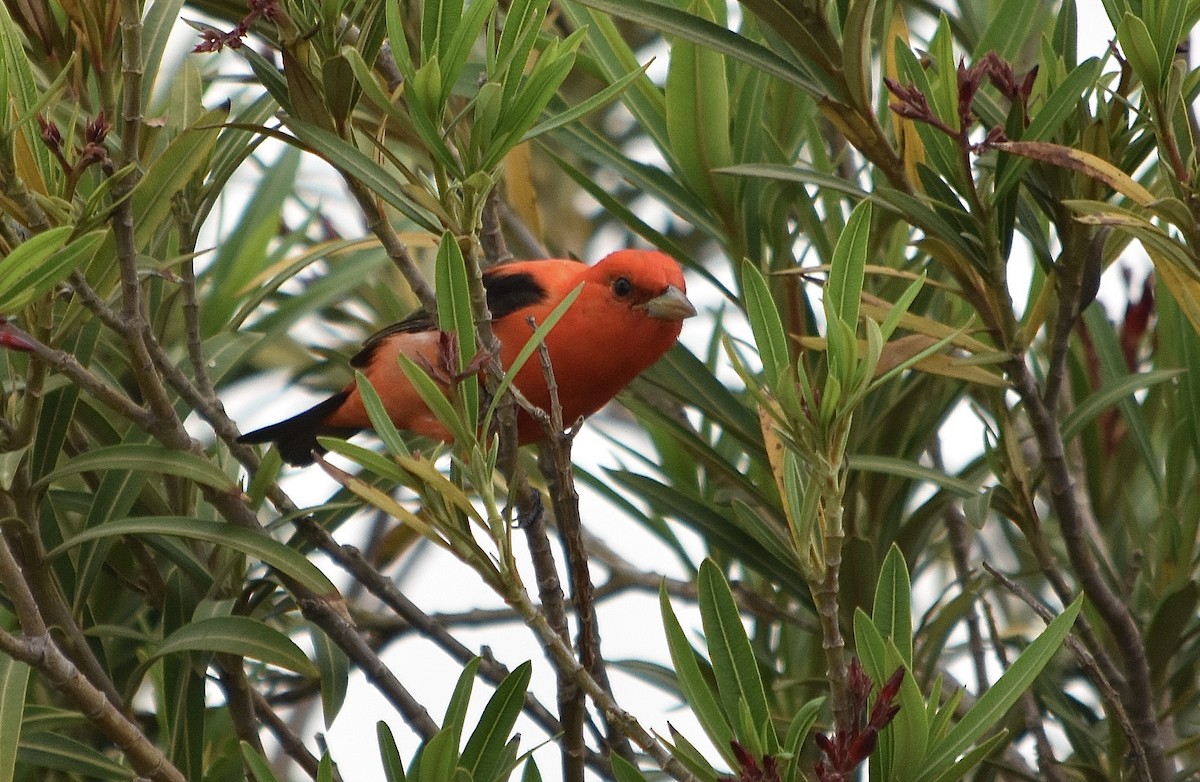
[
  {"x1": 1006, "y1": 359, "x2": 1167, "y2": 781},
  {"x1": 298, "y1": 597, "x2": 440, "y2": 741},
  {"x1": 0, "y1": 535, "x2": 47, "y2": 635},
  {"x1": 480, "y1": 191, "x2": 513, "y2": 267},
  {"x1": 983, "y1": 561, "x2": 1146, "y2": 781},
  {"x1": 978, "y1": 597, "x2": 1064, "y2": 782},
  {"x1": 0, "y1": 629, "x2": 187, "y2": 782},
  {"x1": 251, "y1": 687, "x2": 344, "y2": 782},
  {"x1": 0, "y1": 322, "x2": 155, "y2": 429},
  {"x1": 0, "y1": 494, "x2": 125, "y2": 708},
  {"x1": 216, "y1": 657, "x2": 265, "y2": 756},
  {"x1": 0, "y1": 536, "x2": 185, "y2": 782},
  {"x1": 930, "y1": 441, "x2": 990, "y2": 695},
  {"x1": 516, "y1": 487, "x2": 585, "y2": 782},
  {"x1": 343, "y1": 177, "x2": 436, "y2": 309},
  {"x1": 531, "y1": 317, "x2": 634, "y2": 765}
]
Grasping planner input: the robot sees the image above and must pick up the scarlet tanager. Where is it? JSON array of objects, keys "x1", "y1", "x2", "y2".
[{"x1": 238, "y1": 249, "x2": 695, "y2": 465}]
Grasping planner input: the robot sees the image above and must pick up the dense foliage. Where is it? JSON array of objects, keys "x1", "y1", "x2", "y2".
[{"x1": 1, "y1": 0, "x2": 1198, "y2": 780}]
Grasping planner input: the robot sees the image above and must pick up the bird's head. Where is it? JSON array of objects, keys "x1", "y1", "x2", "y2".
[{"x1": 586, "y1": 249, "x2": 696, "y2": 324}]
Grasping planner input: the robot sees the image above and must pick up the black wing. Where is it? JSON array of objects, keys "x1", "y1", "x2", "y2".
[{"x1": 349, "y1": 266, "x2": 548, "y2": 369}]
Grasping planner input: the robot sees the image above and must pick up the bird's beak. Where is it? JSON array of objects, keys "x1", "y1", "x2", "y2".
[{"x1": 641, "y1": 285, "x2": 697, "y2": 321}]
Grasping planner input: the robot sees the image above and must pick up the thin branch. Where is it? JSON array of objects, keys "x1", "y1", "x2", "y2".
[
  {"x1": 978, "y1": 596, "x2": 1064, "y2": 782},
  {"x1": 298, "y1": 596, "x2": 440, "y2": 741},
  {"x1": 0, "y1": 630, "x2": 187, "y2": 782},
  {"x1": 216, "y1": 657, "x2": 265, "y2": 757},
  {"x1": 532, "y1": 317, "x2": 633, "y2": 765},
  {"x1": 343, "y1": 177, "x2": 436, "y2": 310},
  {"x1": 516, "y1": 487, "x2": 585, "y2": 782},
  {"x1": 251, "y1": 687, "x2": 344, "y2": 782},
  {"x1": 506, "y1": 586, "x2": 696, "y2": 782},
  {"x1": 930, "y1": 441, "x2": 989, "y2": 695},
  {"x1": 1006, "y1": 358, "x2": 1166, "y2": 781},
  {"x1": 983, "y1": 561, "x2": 1146, "y2": 781}
]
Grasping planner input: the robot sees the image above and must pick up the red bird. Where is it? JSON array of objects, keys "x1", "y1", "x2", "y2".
[{"x1": 238, "y1": 249, "x2": 695, "y2": 465}]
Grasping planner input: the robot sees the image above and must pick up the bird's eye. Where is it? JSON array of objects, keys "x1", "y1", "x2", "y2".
[{"x1": 612, "y1": 277, "x2": 633, "y2": 298}]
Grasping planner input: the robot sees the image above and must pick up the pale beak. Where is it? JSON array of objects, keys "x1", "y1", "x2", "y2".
[{"x1": 641, "y1": 285, "x2": 697, "y2": 321}]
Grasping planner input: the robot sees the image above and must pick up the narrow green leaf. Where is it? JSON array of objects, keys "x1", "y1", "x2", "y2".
[
  {"x1": 911, "y1": 596, "x2": 1082, "y2": 782},
  {"x1": 994, "y1": 58, "x2": 1103, "y2": 198},
  {"x1": 611, "y1": 753, "x2": 652, "y2": 782},
  {"x1": 461, "y1": 662, "x2": 532, "y2": 780},
  {"x1": 0, "y1": 657, "x2": 29, "y2": 782},
  {"x1": 873, "y1": 545, "x2": 914, "y2": 667},
  {"x1": 317, "y1": 753, "x2": 335, "y2": 782},
  {"x1": 355, "y1": 371, "x2": 412, "y2": 459},
  {"x1": 150, "y1": 616, "x2": 316, "y2": 676},
  {"x1": 131, "y1": 105, "x2": 227, "y2": 250},
  {"x1": 665, "y1": 0, "x2": 734, "y2": 211},
  {"x1": 849, "y1": 454, "x2": 980, "y2": 497},
  {"x1": 568, "y1": 0, "x2": 825, "y2": 95},
  {"x1": 435, "y1": 232, "x2": 479, "y2": 428},
  {"x1": 398, "y1": 353, "x2": 474, "y2": 444},
  {"x1": 378, "y1": 722, "x2": 407, "y2": 782},
  {"x1": 697, "y1": 560, "x2": 773, "y2": 746},
  {"x1": 312, "y1": 627, "x2": 351, "y2": 728},
  {"x1": 1061, "y1": 368, "x2": 1182, "y2": 443},
  {"x1": 741, "y1": 262, "x2": 790, "y2": 392},
  {"x1": 660, "y1": 583, "x2": 737, "y2": 768},
  {"x1": 36, "y1": 444, "x2": 238, "y2": 494},
  {"x1": 47, "y1": 517, "x2": 339, "y2": 597},
  {"x1": 1117, "y1": 13, "x2": 1163, "y2": 91},
  {"x1": 971, "y1": 0, "x2": 1041, "y2": 60},
  {"x1": 0, "y1": 226, "x2": 68, "y2": 309},
  {"x1": 17, "y1": 733, "x2": 129, "y2": 779},
  {"x1": 241, "y1": 741, "x2": 284, "y2": 782},
  {"x1": 287, "y1": 121, "x2": 441, "y2": 232}
]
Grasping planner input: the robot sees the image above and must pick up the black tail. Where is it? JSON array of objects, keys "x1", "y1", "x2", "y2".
[{"x1": 237, "y1": 391, "x2": 358, "y2": 466}]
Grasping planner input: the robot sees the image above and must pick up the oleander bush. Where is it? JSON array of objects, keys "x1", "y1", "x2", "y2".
[{"x1": 0, "y1": 0, "x2": 1197, "y2": 780}]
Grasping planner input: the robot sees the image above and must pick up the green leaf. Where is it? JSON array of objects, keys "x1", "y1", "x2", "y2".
[
  {"x1": 994, "y1": 58, "x2": 1103, "y2": 198},
  {"x1": 971, "y1": 0, "x2": 1042, "y2": 60},
  {"x1": 287, "y1": 121, "x2": 442, "y2": 232},
  {"x1": 461, "y1": 662, "x2": 532, "y2": 780},
  {"x1": 398, "y1": 353, "x2": 474, "y2": 444},
  {"x1": 241, "y1": 741, "x2": 284, "y2": 782},
  {"x1": 824, "y1": 200, "x2": 871, "y2": 384},
  {"x1": 1061, "y1": 368, "x2": 1182, "y2": 443},
  {"x1": 873, "y1": 545, "x2": 913, "y2": 667},
  {"x1": 435, "y1": 232, "x2": 479, "y2": 429},
  {"x1": 697, "y1": 560, "x2": 774, "y2": 747},
  {"x1": 849, "y1": 454, "x2": 980, "y2": 497},
  {"x1": 1117, "y1": 13, "x2": 1163, "y2": 91},
  {"x1": 741, "y1": 262, "x2": 791, "y2": 395},
  {"x1": 611, "y1": 753, "x2": 652, "y2": 782},
  {"x1": 378, "y1": 722, "x2": 407, "y2": 782},
  {"x1": 130, "y1": 105, "x2": 228, "y2": 250},
  {"x1": 912, "y1": 596, "x2": 1082, "y2": 782},
  {"x1": 0, "y1": 657, "x2": 29, "y2": 782},
  {"x1": 313, "y1": 626, "x2": 351, "y2": 728},
  {"x1": 0, "y1": 228, "x2": 103, "y2": 311},
  {"x1": 36, "y1": 444, "x2": 238, "y2": 494},
  {"x1": 150, "y1": 616, "x2": 316, "y2": 676},
  {"x1": 523, "y1": 62, "x2": 650, "y2": 141},
  {"x1": 17, "y1": 732, "x2": 130, "y2": 780},
  {"x1": 660, "y1": 583, "x2": 736, "y2": 768},
  {"x1": 567, "y1": 0, "x2": 826, "y2": 95},
  {"x1": 665, "y1": 0, "x2": 734, "y2": 211},
  {"x1": 47, "y1": 517, "x2": 340, "y2": 598}
]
